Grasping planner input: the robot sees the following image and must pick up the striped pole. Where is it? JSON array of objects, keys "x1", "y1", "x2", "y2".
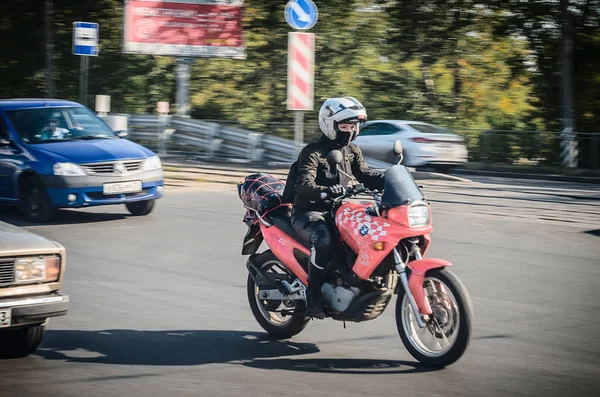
[
  {"x1": 287, "y1": 32, "x2": 315, "y2": 111},
  {"x1": 288, "y1": 32, "x2": 315, "y2": 154}
]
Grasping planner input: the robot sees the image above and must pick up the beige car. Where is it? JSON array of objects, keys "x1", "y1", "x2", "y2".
[{"x1": 0, "y1": 221, "x2": 69, "y2": 357}]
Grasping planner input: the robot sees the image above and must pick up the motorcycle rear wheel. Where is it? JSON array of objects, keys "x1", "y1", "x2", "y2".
[
  {"x1": 247, "y1": 251, "x2": 309, "y2": 338},
  {"x1": 396, "y1": 268, "x2": 473, "y2": 367}
]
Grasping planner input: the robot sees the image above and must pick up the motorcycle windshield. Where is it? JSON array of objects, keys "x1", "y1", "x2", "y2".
[{"x1": 381, "y1": 165, "x2": 426, "y2": 208}]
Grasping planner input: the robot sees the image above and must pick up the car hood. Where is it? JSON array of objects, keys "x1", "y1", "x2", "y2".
[
  {"x1": 29, "y1": 139, "x2": 154, "y2": 164},
  {"x1": 0, "y1": 221, "x2": 61, "y2": 254}
]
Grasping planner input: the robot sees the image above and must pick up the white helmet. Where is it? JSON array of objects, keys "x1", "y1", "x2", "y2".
[{"x1": 318, "y1": 97, "x2": 367, "y2": 142}]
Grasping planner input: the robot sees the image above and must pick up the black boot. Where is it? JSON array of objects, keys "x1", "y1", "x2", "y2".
[
  {"x1": 305, "y1": 286, "x2": 325, "y2": 319},
  {"x1": 305, "y1": 246, "x2": 326, "y2": 319}
]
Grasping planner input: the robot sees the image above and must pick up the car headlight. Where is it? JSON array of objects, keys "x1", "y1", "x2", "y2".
[
  {"x1": 14, "y1": 256, "x2": 61, "y2": 284},
  {"x1": 408, "y1": 205, "x2": 430, "y2": 227},
  {"x1": 144, "y1": 155, "x2": 162, "y2": 170},
  {"x1": 54, "y1": 162, "x2": 86, "y2": 176}
]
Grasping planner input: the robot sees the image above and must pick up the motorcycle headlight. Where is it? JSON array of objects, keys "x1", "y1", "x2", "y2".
[
  {"x1": 14, "y1": 256, "x2": 61, "y2": 284},
  {"x1": 408, "y1": 205, "x2": 430, "y2": 227},
  {"x1": 144, "y1": 155, "x2": 162, "y2": 170},
  {"x1": 54, "y1": 162, "x2": 86, "y2": 176}
]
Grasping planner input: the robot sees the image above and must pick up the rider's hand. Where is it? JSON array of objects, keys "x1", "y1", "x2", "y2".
[{"x1": 326, "y1": 184, "x2": 345, "y2": 198}]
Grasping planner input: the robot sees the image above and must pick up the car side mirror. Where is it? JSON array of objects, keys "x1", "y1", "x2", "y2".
[{"x1": 115, "y1": 130, "x2": 128, "y2": 139}]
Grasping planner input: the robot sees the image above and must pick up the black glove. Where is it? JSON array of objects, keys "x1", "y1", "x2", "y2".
[{"x1": 327, "y1": 184, "x2": 345, "y2": 198}]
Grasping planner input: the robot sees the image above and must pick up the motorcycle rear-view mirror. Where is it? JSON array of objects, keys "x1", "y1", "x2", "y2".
[
  {"x1": 327, "y1": 150, "x2": 344, "y2": 168},
  {"x1": 393, "y1": 140, "x2": 404, "y2": 164},
  {"x1": 393, "y1": 140, "x2": 403, "y2": 157}
]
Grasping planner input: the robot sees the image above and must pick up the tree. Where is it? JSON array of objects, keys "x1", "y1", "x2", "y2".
[{"x1": 0, "y1": 0, "x2": 598, "y2": 167}]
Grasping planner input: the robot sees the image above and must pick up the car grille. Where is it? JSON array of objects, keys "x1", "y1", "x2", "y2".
[
  {"x1": 80, "y1": 159, "x2": 144, "y2": 174},
  {"x1": 0, "y1": 257, "x2": 15, "y2": 287}
]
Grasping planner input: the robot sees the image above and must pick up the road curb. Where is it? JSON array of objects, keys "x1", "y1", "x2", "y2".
[
  {"x1": 162, "y1": 161, "x2": 470, "y2": 183},
  {"x1": 451, "y1": 169, "x2": 600, "y2": 185},
  {"x1": 411, "y1": 171, "x2": 472, "y2": 182}
]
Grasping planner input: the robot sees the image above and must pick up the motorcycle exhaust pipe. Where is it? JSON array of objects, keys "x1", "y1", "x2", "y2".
[{"x1": 246, "y1": 255, "x2": 291, "y2": 295}]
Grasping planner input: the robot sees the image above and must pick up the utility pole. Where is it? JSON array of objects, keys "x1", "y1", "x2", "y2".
[
  {"x1": 45, "y1": 0, "x2": 55, "y2": 97},
  {"x1": 175, "y1": 58, "x2": 192, "y2": 117},
  {"x1": 560, "y1": 0, "x2": 577, "y2": 167}
]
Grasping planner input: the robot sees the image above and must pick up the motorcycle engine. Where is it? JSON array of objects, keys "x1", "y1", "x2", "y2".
[{"x1": 321, "y1": 282, "x2": 361, "y2": 313}]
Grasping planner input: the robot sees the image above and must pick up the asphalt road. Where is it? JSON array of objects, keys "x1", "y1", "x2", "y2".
[{"x1": 0, "y1": 176, "x2": 599, "y2": 397}]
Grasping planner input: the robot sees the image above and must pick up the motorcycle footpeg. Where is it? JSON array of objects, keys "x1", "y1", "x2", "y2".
[{"x1": 274, "y1": 278, "x2": 291, "y2": 295}]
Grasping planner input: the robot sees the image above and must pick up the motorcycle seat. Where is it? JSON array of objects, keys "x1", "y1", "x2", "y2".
[{"x1": 265, "y1": 207, "x2": 311, "y2": 249}]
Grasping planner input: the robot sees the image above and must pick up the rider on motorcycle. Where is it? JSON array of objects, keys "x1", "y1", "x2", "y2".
[{"x1": 287, "y1": 97, "x2": 386, "y2": 318}]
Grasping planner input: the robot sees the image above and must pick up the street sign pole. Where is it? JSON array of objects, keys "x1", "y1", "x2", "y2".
[
  {"x1": 295, "y1": 108, "x2": 303, "y2": 149},
  {"x1": 79, "y1": 56, "x2": 89, "y2": 105},
  {"x1": 73, "y1": 22, "x2": 99, "y2": 106},
  {"x1": 285, "y1": 0, "x2": 318, "y2": 155}
]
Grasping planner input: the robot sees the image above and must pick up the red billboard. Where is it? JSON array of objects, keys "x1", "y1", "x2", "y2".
[{"x1": 123, "y1": 0, "x2": 245, "y2": 58}]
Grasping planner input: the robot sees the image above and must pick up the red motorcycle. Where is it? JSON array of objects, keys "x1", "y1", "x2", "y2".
[{"x1": 238, "y1": 142, "x2": 473, "y2": 367}]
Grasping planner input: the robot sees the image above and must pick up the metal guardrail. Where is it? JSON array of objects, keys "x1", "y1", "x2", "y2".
[
  {"x1": 121, "y1": 114, "x2": 600, "y2": 169},
  {"x1": 117, "y1": 114, "x2": 300, "y2": 163}
]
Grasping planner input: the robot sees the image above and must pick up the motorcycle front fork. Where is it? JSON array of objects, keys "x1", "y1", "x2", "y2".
[{"x1": 393, "y1": 246, "x2": 427, "y2": 328}]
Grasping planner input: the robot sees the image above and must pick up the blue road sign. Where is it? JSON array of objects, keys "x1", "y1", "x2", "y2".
[
  {"x1": 73, "y1": 22, "x2": 99, "y2": 56},
  {"x1": 285, "y1": 0, "x2": 318, "y2": 30}
]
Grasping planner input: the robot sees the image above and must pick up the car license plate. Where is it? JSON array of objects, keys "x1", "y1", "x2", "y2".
[
  {"x1": 0, "y1": 308, "x2": 11, "y2": 328},
  {"x1": 103, "y1": 180, "x2": 142, "y2": 195},
  {"x1": 437, "y1": 144, "x2": 455, "y2": 158}
]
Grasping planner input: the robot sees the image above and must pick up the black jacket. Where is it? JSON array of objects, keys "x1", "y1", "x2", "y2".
[{"x1": 286, "y1": 136, "x2": 385, "y2": 211}]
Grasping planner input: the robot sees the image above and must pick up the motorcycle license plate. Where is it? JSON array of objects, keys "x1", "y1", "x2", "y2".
[{"x1": 0, "y1": 308, "x2": 11, "y2": 328}]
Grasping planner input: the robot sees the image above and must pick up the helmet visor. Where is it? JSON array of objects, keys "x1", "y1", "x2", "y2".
[{"x1": 337, "y1": 122, "x2": 362, "y2": 133}]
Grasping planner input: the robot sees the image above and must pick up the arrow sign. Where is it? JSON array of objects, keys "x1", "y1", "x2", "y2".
[
  {"x1": 285, "y1": 0, "x2": 318, "y2": 30},
  {"x1": 289, "y1": 1, "x2": 311, "y2": 22}
]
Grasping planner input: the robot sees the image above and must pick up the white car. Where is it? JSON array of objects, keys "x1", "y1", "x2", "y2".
[{"x1": 354, "y1": 120, "x2": 468, "y2": 168}]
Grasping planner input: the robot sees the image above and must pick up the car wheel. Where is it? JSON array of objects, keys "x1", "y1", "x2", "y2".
[
  {"x1": 19, "y1": 176, "x2": 57, "y2": 223},
  {"x1": 0, "y1": 325, "x2": 45, "y2": 358},
  {"x1": 126, "y1": 200, "x2": 155, "y2": 216}
]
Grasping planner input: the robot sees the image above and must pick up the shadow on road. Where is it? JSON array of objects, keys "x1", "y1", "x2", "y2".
[
  {"x1": 36, "y1": 329, "x2": 316, "y2": 366},
  {"x1": 473, "y1": 334, "x2": 511, "y2": 340},
  {"x1": 244, "y1": 357, "x2": 438, "y2": 374},
  {"x1": 0, "y1": 205, "x2": 127, "y2": 226},
  {"x1": 33, "y1": 329, "x2": 435, "y2": 374}
]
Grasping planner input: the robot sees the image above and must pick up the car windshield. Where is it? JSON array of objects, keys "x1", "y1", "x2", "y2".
[
  {"x1": 407, "y1": 123, "x2": 453, "y2": 134},
  {"x1": 6, "y1": 106, "x2": 115, "y2": 144},
  {"x1": 381, "y1": 165, "x2": 426, "y2": 208}
]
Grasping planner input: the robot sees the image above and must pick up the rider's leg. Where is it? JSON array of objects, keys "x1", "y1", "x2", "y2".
[{"x1": 291, "y1": 211, "x2": 333, "y2": 318}]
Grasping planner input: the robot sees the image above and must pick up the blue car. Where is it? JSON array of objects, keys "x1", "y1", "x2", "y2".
[{"x1": 0, "y1": 99, "x2": 164, "y2": 222}]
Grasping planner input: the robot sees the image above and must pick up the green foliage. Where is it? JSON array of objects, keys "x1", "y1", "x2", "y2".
[{"x1": 0, "y1": 0, "x2": 598, "y2": 166}]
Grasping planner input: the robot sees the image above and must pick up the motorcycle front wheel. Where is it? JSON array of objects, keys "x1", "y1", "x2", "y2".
[
  {"x1": 396, "y1": 268, "x2": 473, "y2": 367},
  {"x1": 247, "y1": 250, "x2": 309, "y2": 338}
]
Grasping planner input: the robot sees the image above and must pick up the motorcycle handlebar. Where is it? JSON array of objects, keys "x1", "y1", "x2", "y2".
[{"x1": 332, "y1": 186, "x2": 373, "y2": 205}]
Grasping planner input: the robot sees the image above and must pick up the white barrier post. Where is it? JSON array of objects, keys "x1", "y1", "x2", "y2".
[
  {"x1": 248, "y1": 133, "x2": 264, "y2": 162},
  {"x1": 157, "y1": 102, "x2": 170, "y2": 155},
  {"x1": 207, "y1": 124, "x2": 222, "y2": 159},
  {"x1": 95, "y1": 95, "x2": 110, "y2": 116}
]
